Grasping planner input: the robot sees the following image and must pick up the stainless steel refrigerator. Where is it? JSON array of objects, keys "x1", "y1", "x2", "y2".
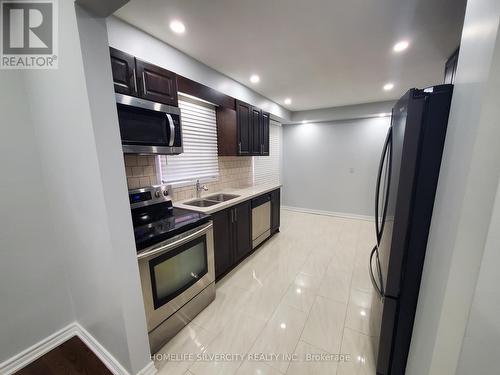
[{"x1": 369, "y1": 84, "x2": 453, "y2": 374}]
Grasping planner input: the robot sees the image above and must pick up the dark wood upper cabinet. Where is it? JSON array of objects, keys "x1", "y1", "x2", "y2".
[
  {"x1": 212, "y1": 208, "x2": 234, "y2": 279},
  {"x1": 109, "y1": 48, "x2": 178, "y2": 106},
  {"x1": 178, "y1": 76, "x2": 235, "y2": 109},
  {"x1": 217, "y1": 100, "x2": 270, "y2": 156},
  {"x1": 216, "y1": 107, "x2": 238, "y2": 156},
  {"x1": 271, "y1": 188, "x2": 281, "y2": 233},
  {"x1": 261, "y1": 112, "x2": 270, "y2": 156},
  {"x1": 233, "y1": 201, "x2": 252, "y2": 262},
  {"x1": 135, "y1": 59, "x2": 178, "y2": 106},
  {"x1": 236, "y1": 100, "x2": 252, "y2": 155},
  {"x1": 108, "y1": 48, "x2": 271, "y2": 156},
  {"x1": 250, "y1": 106, "x2": 262, "y2": 155},
  {"x1": 110, "y1": 47, "x2": 137, "y2": 96}
]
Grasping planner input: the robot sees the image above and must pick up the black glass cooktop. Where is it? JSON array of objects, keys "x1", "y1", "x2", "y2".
[{"x1": 132, "y1": 204, "x2": 210, "y2": 251}]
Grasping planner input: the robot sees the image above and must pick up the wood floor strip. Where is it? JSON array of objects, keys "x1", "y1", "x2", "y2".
[{"x1": 15, "y1": 336, "x2": 113, "y2": 375}]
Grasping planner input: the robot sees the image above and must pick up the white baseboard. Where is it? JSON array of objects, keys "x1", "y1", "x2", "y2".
[
  {"x1": 282, "y1": 205, "x2": 374, "y2": 221},
  {"x1": 136, "y1": 361, "x2": 158, "y2": 375},
  {"x1": 75, "y1": 322, "x2": 131, "y2": 375},
  {"x1": 0, "y1": 323, "x2": 79, "y2": 375},
  {"x1": 0, "y1": 322, "x2": 157, "y2": 375}
]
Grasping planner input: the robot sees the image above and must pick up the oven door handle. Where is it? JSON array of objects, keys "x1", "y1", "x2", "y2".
[
  {"x1": 166, "y1": 114, "x2": 175, "y2": 147},
  {"x1": 137, "y1": 222, "x2": 212, "y2": 260}
]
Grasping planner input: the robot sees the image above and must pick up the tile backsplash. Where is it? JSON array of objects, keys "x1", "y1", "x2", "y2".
[
  {"x1": 124, "y1": 155, "x2": 253, "y2": 201},
  {"x1": 124, "y1": 155, "x2": 158, "y2": 189}
]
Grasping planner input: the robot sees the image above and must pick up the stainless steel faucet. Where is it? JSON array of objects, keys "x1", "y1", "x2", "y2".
[{"x1": 195, "y1": 179, "x2": 208, "y2": 198}]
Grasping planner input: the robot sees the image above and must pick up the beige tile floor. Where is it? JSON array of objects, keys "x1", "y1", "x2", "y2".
[{"x1": 155, "y1": 209, "x2": 380, "y2": 375}]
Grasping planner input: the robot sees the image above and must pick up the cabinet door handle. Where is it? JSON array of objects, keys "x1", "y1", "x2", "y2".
[
  {"x1": 142, "y1": 71, "x2": 147, "y2": 94},
  {"x1": 230, "y1": 209, "x2": 234, "y2": 223},
  {"x1": 234, "y1": 209, "x2": 237, "y2": 222},
  {"x1": 238, "y1": 142, "x2": 242, "y2": 154},
  {"x1": 132, "y1": 68, "x2": 138, "y2": 94}
]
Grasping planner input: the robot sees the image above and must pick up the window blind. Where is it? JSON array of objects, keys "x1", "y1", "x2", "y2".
[
  {"x1": 253, "y1": 121, "x2": 282, "y2": 185},
  {"x1": 159, "y1": 96, "x2": 219, "y2": 185}
]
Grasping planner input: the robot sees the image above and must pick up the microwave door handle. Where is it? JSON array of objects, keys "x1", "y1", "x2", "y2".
[{"x1": 166, "y1": 114, "x2": 175, "y2": 147}]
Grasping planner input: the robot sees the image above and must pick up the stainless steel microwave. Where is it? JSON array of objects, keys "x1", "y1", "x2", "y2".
[{"x1": 116, "y1": 93, "x2": 183, "y2": 155}]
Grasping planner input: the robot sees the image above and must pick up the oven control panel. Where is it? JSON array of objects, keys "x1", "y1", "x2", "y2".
[{"x1": 129, "y1": 185, "x2": 172, "y2": 209}]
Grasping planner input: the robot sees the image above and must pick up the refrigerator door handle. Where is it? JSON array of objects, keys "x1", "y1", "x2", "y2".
[
  {"x1": 375, "y1": 125, "x2": 393, "y2": 244},
  {"x1": 369, "y1": 245, "x2": 385, "y2": 300}
]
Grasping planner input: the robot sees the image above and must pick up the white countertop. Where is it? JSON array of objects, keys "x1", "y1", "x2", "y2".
[{"x1": 174, "y1": 183, "x2": 282, "y2": 214}]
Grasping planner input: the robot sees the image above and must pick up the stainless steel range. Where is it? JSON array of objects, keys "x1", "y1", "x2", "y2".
[{"x1": 129, "y1": 185, "x2": 215, "y2": 353}]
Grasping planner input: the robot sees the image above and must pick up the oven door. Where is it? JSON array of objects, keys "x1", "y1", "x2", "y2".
[
  {"x1": 116, "y1": 93, "x2": 183, "y2": 155},
  {"x1": 138, "y1": 222, "x2": 214, "y2": 332}
]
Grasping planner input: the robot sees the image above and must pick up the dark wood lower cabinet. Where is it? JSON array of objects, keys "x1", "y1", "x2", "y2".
[
  {"x1": 213, "y1": 201, "x2": 252, "y2": 279},
  {"x1": 233, "y1": 200, "x2": 252, "y2": 262},
  {"x1": 271, "y1": 188, "x2": 281, "y2": 233},
  {"x1": 213, "y1": 190, "x2": 280, "y2": 280},
  {"x1": 212, "y1": 208, "x2": 234, "y2": 279}
]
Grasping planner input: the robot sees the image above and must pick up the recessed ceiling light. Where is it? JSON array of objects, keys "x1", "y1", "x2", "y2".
[
  {"x1": 393, "y1": 40, "x2": 409, "y2": 53},
  {"x1": 169, "y1": 20, "x2": 186, "y2": 34},
  {"x1": 284, "y1": 98, "x2": 292, "y2": 105},
  {"x1": 280, "y1": 323, "x2": 287, "y2": 329},
  {"x1": 383, "y1": 83, "x2": 394, "y2": 91},
  {"x1": 250, "y1": 74, "x2": 260, "y2": 84},
  {"x1": 302, "y1": 120, "x2": 308, "y2": 124}
]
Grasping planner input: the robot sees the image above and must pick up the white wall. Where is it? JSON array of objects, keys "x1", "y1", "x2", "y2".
[
  {"x1": 406, "y1": 0, "x2": 500, "y2": 373},
  {"x1": 456, "y1": 25, "x2": 500, "y2": 374},
  {"x1": 75, "y1": 6, "x2": 152, "y2": 374},
  {"x1": 106, "y1": 16, "x2": 291, "y2": 121},
  {"x1": 282, "y1": 116, "x2": 391, "y2": 217},
  {"x1": 457, "y1": 181, "x2": 500, "y2": 374},
  {"x1": 0, "y1": 2, "x2": 152, "y2": 374},
  {"x1": 0, "y1": 72, "x2": 75, "y2": 365},
  {"x1": 290, "y1": 100, "x2": 395, "y2": 124}
]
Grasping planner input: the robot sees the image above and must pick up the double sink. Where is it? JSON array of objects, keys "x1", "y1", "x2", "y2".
[{"x1": 184, "y1": 193, "x2": 240, "y2": 207}]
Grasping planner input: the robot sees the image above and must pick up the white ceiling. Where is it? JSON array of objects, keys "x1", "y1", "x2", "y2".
[{"x1": 115, "y1": 0, "x2": 466, "y2": 111}]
